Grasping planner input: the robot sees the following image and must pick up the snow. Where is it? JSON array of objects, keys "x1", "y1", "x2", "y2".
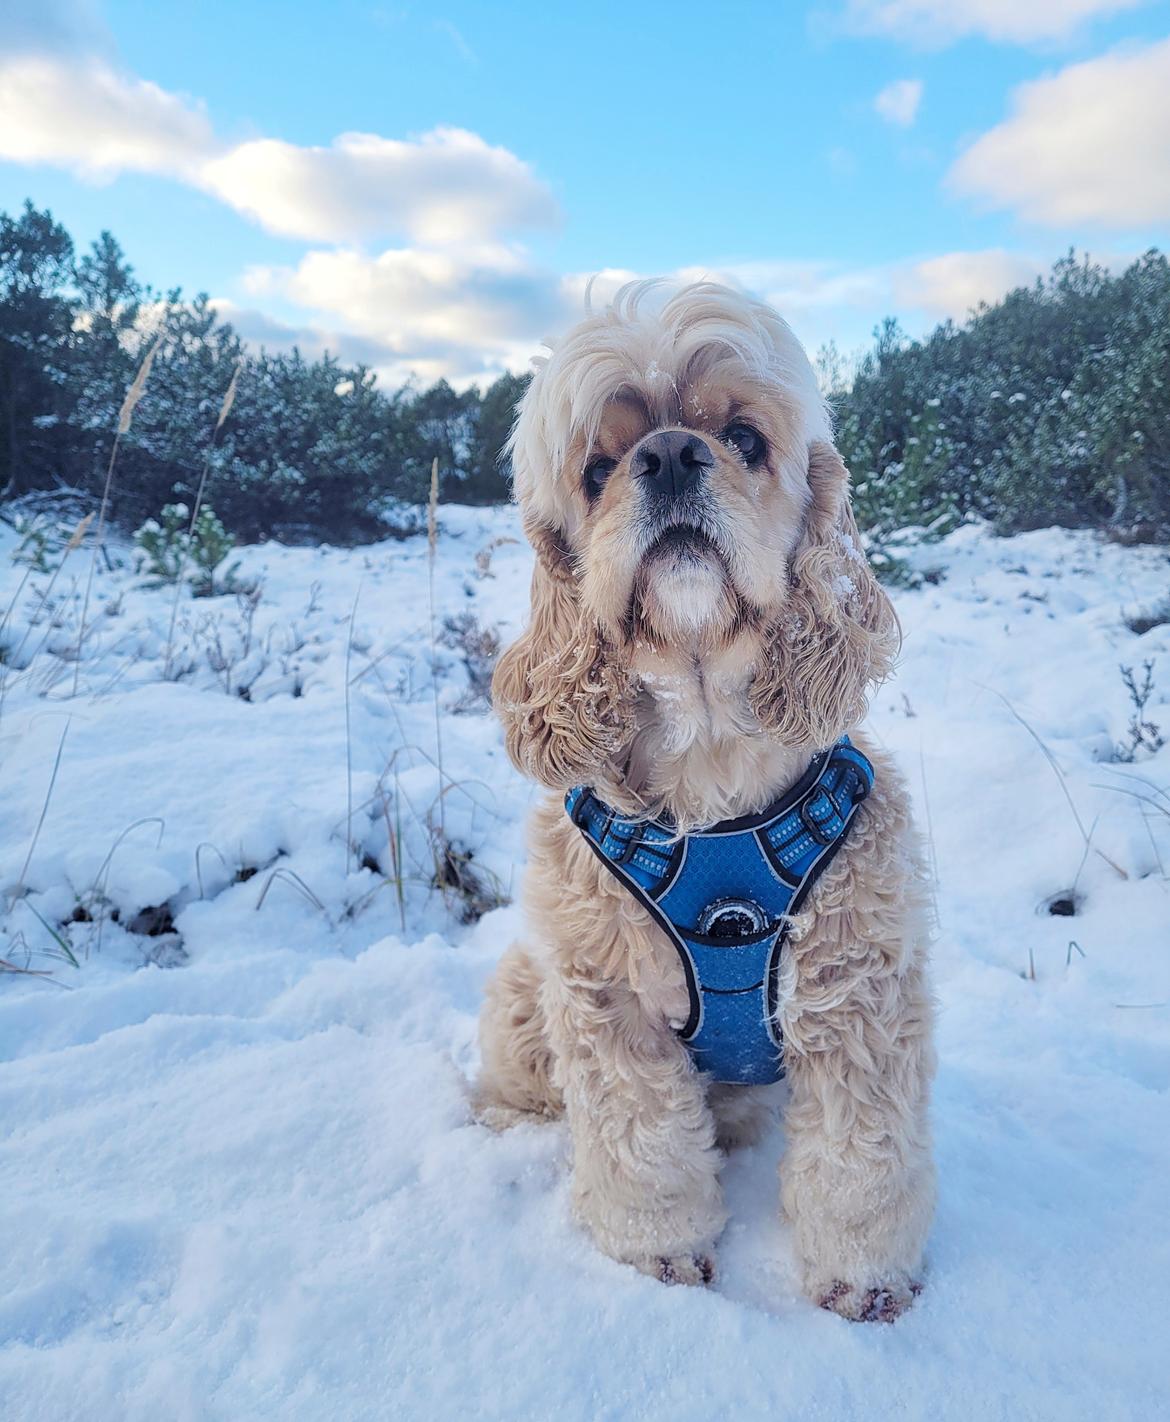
[{"x1": 2, "y1": 510, "x2": 1169, "y2": 1420}]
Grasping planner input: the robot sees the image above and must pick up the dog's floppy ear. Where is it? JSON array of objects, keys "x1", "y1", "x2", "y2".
[
  {"x1": 750, "y1": 440, "x2": 899, "y2": 748},
  {"x1": 491, "y1": 515, "x2": 636, "y2": 789}
]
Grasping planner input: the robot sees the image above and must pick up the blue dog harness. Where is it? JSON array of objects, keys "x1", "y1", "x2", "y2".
[{"x1": 565, "y1": 738, "x2": 874, "y2": 1086}]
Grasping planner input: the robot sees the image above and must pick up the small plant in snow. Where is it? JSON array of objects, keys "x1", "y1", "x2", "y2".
[
  {"x1": 1113, "y1": 660, "x2": 1164, "y2": 762},
  {"x1": 134, "y1": 503, "x2": 243, "y2": 597},
  {"x1": 10, "y1": 514, "x2": 66, "y2": 574},
  {"x1": 441, "y1": 612, "x2": 501, "y2": 712},
  {"x1": 430, "y1": 829, "x2": 509, "y2": 924}
]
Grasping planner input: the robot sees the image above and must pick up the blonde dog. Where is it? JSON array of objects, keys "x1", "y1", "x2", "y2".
[{"x1": 477, "y1": 281, "x2": 935, "y2": 1321}]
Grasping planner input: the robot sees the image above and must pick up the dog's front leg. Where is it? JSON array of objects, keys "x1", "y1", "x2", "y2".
[
  {"x1": 546, "y1": 972, "x2": 727, "y2": 1284},
  {"x1": 780, "y1": 883, "x2": 936, "y2": 1321}
]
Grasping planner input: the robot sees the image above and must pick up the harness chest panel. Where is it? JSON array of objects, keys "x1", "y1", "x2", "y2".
[{"x1": 565, "y1": 738, "x2": 874, "y2": 1086}]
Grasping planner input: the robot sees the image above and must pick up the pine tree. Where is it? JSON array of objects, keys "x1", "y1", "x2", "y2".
[{"x1": 0, "y1": 203, "x2": 76, "y2": 497}]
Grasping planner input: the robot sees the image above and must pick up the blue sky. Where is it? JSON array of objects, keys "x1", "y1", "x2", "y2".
[{"x1": 2, "y1": 0, "x2": 1168, "y2": 386}]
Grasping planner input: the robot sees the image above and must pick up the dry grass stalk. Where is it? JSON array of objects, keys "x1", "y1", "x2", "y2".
[
  {"x1": 215, "y1": 359, "x2": 242, "y2": 433},
  {"x1": 256, "y1": 867, "x2": 329, "y2": 918},
  {"x1": 345, "y1": 586, "x2": 361, "y2": 874},
  {"x1": 427, "y1": 456, "x2": 446, "y2": 845},
  {"x1": 164, "y1": 358, "x2": 245, "y2": 678},
  {"x1": 0, "y1": 513, "x2": 93, "y2": 730},
  {"x1": 0, "y1": 954, "x2": 58, "y2": 980},
  {"x1": 474, "y1": 535, "x2": 519, "y2": 579},
  {"x1": 14, "y1": 720, "x2": 70, "y2": 897},
  {"x1": 983, "y1": 683, "x2": 1127, "y2": 879},
  {"x1": 74, "y1": 331, "x2": 164, "y2": 694},
  {"x1": 117, "y1": 333, "x2": 161, "y2": 433},
  {"x1": 64, "y1": 513, "x2": 94, "y2": 554}
]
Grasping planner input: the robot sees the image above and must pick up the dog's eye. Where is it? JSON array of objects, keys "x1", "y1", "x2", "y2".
[
  {"x1": 583, "y1": 456, "x2": 617, "y2": 503},
  {"x1": 723, "y1": 423, "x2": 766, "y2": 465}
]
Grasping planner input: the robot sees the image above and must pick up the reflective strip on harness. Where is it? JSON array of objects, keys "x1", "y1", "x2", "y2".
[{"x1": 565, "y1": 737, "x2": 874, "y2": 1086}]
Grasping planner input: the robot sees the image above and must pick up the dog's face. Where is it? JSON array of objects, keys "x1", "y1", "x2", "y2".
[
  {"x1": 566, "y1": 375, "x2": 811, "y2": 647},
  {"x1": 512, "y1": 284, "x2": 828, "y2": 650},
  {"x1": 493, "y1": 281, "x2": 898, "y2": 791}
]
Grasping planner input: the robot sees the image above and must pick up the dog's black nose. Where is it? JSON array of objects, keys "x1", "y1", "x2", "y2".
[{"x1": 630, "y1": 430, "x2": 714, "y2": 501}]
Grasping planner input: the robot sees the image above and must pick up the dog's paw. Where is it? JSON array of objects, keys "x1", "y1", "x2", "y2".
[
  {"x1": 471, "y1": 1094, "x2": 559, "y2": 1132},
  {"x1": 630, "y1": 1252, "x2": 716, "y2": 1287},
  {"x1": 817, "y1": 1277, "x2": 922, "y2": 1323},
  {"x1": 474, "y1": 1103, "x2": 528, "y2": 1132}
]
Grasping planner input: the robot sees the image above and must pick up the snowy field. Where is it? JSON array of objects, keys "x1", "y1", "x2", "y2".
[{"x1": 2, "y1": 507, "x2": 1169, "y2": 1421}]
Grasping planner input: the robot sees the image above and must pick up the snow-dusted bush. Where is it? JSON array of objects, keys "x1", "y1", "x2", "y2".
[
  {"x1": 830, "y1": 251, "x2": 1170, "y2": 544},
  {"x1": 134, "y1": 503, "x2": 241, "y2": 597}
]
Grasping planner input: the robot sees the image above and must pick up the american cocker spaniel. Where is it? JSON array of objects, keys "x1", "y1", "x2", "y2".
[{"x1": 476, "y1": 281, "x2": 935, "y2": 1322}]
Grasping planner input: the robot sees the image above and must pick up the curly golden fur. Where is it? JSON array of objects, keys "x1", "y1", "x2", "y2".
[{"x1": 478, "y1": 281, "x2": 935, "y2": 1319}]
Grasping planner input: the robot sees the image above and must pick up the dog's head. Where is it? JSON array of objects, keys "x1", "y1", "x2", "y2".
[{"x1": 493, "y1": 281, "x2": 898, "y2": 790}]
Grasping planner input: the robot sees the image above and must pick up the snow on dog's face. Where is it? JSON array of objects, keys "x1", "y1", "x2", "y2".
[{"x1": 493, "y1": 281, "x2": 898, "y2": 790}]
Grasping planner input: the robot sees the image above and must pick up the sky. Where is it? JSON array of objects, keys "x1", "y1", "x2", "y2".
[{"x1": 1, "y1": 0, "x2": 1169, "y2": 389}]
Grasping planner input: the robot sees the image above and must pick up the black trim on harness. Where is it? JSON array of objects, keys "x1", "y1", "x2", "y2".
[
  {"x1": 682, "y1": 921, "x2": 779, "y2": 949},
  {"x1": 676, "y1": 750, "x2": 831, "y2": 836}
]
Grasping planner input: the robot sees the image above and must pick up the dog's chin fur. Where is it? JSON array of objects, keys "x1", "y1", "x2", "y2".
[
  {"x1": 630, "y1": 537, "x2": 743, "y2": 646},
  {"x1": 478, "y1": 281, "x2": 936, "y2": 1316}
]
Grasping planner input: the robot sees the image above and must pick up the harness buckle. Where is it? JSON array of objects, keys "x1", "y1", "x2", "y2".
[{"x1": 799, "y1": 788, "x2": 839, "y2": 846}]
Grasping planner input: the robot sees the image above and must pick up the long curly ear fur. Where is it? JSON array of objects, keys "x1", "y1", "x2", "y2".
[
  {"x1": 750, "y1": 441, "x2": 899, "y2": 748},
  {"x1": 491, "y1": 518, "x2": 636, "y2": 790}
]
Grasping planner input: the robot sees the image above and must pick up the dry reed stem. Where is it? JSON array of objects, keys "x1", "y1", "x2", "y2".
[
  {"x1": 117, "y1": 334, "x2": 161, "y2": 433},
  {"x1": 164, "y1": 358, "x2": 244, "y2": 678},
  {"x1": 982, "y1": 682, "x2": 1128, "y2": 879},
  {"x1": 0, "y1": 513, "x2": 93, "y2": 732},
  {"x1": 215, "y1": 360, "x2": 242, "y2": 433},
  {"x1": 15, "y1": 720, "x2": 70, "y2": 894},
  {"x1": 74, "y1": 331, "x2": 163, "y2": 694},
  {"x1": 427, "y1": 456, "x2": 446, "y2": 846},
  {"x1": 345, "y1": 586, "x2": 361, "y2": 874}
]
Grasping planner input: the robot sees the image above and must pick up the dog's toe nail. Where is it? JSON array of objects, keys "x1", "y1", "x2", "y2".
[{"x1": 697, "y1": 1254, "x2": 715, "y2": 1284}]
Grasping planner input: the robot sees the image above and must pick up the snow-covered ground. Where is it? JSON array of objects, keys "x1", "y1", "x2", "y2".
[{"x1": 2, "y1": 508, "x2": 1168, "y2": 1421}]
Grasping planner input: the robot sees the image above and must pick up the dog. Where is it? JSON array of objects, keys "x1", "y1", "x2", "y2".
[{"x1": 476, "y1": 281, "x2": 935, "y2": 1322}]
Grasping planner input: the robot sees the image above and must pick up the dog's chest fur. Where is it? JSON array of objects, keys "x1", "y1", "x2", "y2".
[{"x1": 624, "y1": 632, "x2": 809, "y2": 831}]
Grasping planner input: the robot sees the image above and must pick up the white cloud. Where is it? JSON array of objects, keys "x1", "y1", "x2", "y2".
[
  {"x1": 0, "y1": 55, "x2": 558, "y2": 245},
  {"x1": 215, "y1": 244, "x2": 1059, "y2": 388},
  {"x1": 244, "y1": 242, "x2": 570, "y2": 387},
  {"x1": 842, "y1": 0, "x2": 1148, "y2": 45},
  {"x1": 892, "y1": 249, "x2": 1045, "y2": 315},
  {"x1": 0, "y1": 55, "x2": 213, "y2": 179},
  {"x1": 949, "y1": 38, "x2": 1170, "y2": 227},
  {"x1": 658, "y1": 250, "x2": 1050, "y2": 352},
  {"x1": 200, "y1": 127, "x2": 557, "y2": 243},
  {"x1": 874, "y1": 78, "x2": 923, "y2": 126}
]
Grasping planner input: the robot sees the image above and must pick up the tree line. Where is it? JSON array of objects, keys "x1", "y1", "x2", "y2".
[
  {"x1": 0, "y1": 201, "x2": 525, "y2": 541},
  {"x1": 2, "y1": 201, "x2": 1167, "y2": 546},
  {"x1": 828, "y1": 250, "x2": 1170, "y2": 544}
]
